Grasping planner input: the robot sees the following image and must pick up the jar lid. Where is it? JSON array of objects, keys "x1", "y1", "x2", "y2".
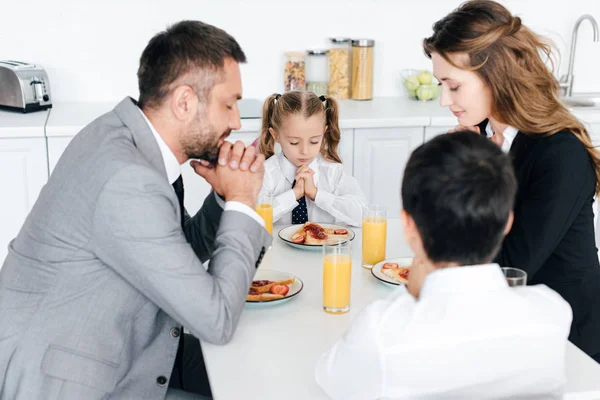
[
  {"x1": 284, "y1": 51, "x2": 306, "y2": 58},
  {"x1": 351, "y1": 39, "x2": 375, "y2": 47},
  {"x1": 307, "y1": 49, "x2": 328, "y2": 56},
  {"x1": 329, "y1": 37, "x2": 351, "y2": 43}
]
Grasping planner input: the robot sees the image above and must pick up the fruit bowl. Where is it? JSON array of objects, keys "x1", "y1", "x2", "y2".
[{"x1": 401, "y1": 69, "x2": 440, "y2": 101}]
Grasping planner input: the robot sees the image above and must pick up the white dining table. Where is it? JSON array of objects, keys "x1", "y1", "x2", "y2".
[{"x1": 201, "y1": 220, "x2": 600, "y2": 400}]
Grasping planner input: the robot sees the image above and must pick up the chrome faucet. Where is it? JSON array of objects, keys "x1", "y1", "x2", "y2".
[{"x1": 559, "y1": 14, "x2": 599, "y2": 97}]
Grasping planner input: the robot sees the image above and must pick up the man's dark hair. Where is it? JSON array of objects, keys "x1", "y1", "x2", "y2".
[
  {"x1": 137, "y1": 20, "x2": 246, "y2": 109},
  {"x1": 401, "y1": 130, "x2": 517, "y2": 265}
]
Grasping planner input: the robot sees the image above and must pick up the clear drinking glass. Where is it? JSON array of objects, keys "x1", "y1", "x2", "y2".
[
  {"x1": 501, "y1": 267, "x2": 527, "y2": 287},
  {"x1": 362, "y1": 205, "x2": 387, "y2": 269},
  {"x1": 255, "y1": 192, "x2": 273, "y2": 235},
  {"x1": 323, "y1": 238, "x2": 352, "y2": 314}
]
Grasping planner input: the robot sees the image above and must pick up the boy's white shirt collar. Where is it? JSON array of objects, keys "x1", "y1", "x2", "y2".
[{"x1": 419, "y1": 263, "x2": 507, "y2": 298}]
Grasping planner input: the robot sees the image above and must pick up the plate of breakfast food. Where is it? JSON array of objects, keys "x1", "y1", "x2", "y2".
[
  {"x1": 245, "y1": 269, "x2": 303, "y2": 306},
  {"x1": 371, "y1": 257, "x2": 413, "y2": 286},
  {"x1": 278, "y1": 222, "x2": 355, "y2": 250}
]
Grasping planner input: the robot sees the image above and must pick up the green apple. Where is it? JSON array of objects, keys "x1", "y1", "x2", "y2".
[
  {"x1": 408, "y1": 88, "x2": 417, "y2": 99},
  {"x1": 416, "y1": 85, "x2": 436, "y2": 101},
  {"x1": 404, "y1": 75, "x2": 419, "y2": 92},
  {"x1": 417, "y1": 70, "x2": 433, "y2": 85}
]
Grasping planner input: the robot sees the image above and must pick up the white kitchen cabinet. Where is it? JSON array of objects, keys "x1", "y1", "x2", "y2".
[
  {"x1": 0, "y1": 138, "x2": 48, "y2": 264},
  {"x1": 353, "y1": 127, "x2": 425, "y2": 217},
  {"x1": 425, "y1": 126, "x2": 453, "y2": 142},
  {"x1": 47, "y1": 136, "x2": 75, "y2": 175},
  {"x1": 339, "y1": 129, "x2": 354, "y2": 176}
]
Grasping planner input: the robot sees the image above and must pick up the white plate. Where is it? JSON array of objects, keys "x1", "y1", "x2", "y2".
[
  {"x1": 277, "y1": 223, "x2": 355, "y2": 251},
  {"x1": 245, "y1": 269, "x2": 303, "y2": 306},
  {"x1": 371, "y1": 257, "x2": 414, "y2": 286}
]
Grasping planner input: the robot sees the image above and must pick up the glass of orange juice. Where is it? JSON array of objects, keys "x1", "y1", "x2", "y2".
[
  {"x1": 323, "y1": 238, "x2": 352, "y2": 314},
  {"x1": 255, "y1": 192, "x2": 273, "y2": 235},
  {"x1": 362, "y1": 205, "x2": 387, "y2": 269}
]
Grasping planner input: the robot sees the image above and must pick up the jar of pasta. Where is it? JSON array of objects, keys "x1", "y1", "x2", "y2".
[
  {"x1": 306, "y1": 49, "x2": 329, "y2": 97},
  {"x1": 351, "y1": 39, "x2": 375, "y2": 100},
  {"x1": 327, "y1": 38, "x2": 351, "y2": 99},
  {"x1": 284, "y1": 52, "x2": 306, "y2": 92}
]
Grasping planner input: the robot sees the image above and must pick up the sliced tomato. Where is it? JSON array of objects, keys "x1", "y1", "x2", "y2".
[
  {"x1": 270, "y1": 284, "x2": 290, "y2": 296},
  {"x1": 334, "y1": 229, "x2": 348, "y2": 235},
  {"x1": 381, "y1": 262, "x2": 399, "y2": 270},
  {"x1": 399, "y1": 268, "x2": 410, "y2": 280},
  {"x1": 291, "y1": 234, "x2": 305, "y2": 244}
]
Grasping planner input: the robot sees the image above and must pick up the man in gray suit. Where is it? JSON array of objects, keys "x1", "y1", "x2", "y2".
[{"x1": 0, "y1": 21, "x2": 270, "y2": 400}]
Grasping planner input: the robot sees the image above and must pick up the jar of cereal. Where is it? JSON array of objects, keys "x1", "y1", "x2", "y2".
[
  {"x1": 328, "y1": 38, "x2": 351, "y2": 99},
  {"x1": 351, "y1": 39, "x2": 375, "y2": 100},
  {"x1": 284, "y1": 52, "x2": 306, "y2": 92}
]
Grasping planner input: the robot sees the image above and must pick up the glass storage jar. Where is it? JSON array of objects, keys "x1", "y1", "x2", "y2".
[
  {"x1": 327, "y1": 38, "x2": 351, "y2": 99},
  {"x1": 351, "y1": 39, "x2": 375, "y2": 100},
  {"x1": 306, "y1": 49, "x2": 329, "y2": 97},
  {"x1": 284, "y1": 52, "x2": 306, "y2": 92}
]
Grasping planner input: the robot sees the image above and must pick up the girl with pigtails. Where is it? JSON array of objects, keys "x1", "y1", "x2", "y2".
[{"x1": 258, "y1": 91, "x2": 366, "y2": 227}]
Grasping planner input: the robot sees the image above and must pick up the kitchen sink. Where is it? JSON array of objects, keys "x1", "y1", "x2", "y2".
[{"x1": 562, "y1": 94, "x2": 600, "y2": 109}]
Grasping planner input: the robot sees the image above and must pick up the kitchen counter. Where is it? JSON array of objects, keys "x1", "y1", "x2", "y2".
[
  {"x1": 3, "y1": 97, "x2": 600, "y2": 137},
  {"x1": 0, "y1": 108, "x2": 49, "y2": 138},
  {"x1": 43, "y1": 102, "x2": 115, "y2": 136},
  {"x1": 43, "y1": 97, "x2": 450, "y2": 135}
]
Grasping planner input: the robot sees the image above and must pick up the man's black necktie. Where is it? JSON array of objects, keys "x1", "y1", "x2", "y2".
[
  {"x1": 171, "y1": 175, "x2": 185, "y2": 386},
  {"x1": 172, "y1": 175, "x2": 185, "y2": 229},
  {"x1": 291, "y1": 179, "x2": 308, "y2": 224}
]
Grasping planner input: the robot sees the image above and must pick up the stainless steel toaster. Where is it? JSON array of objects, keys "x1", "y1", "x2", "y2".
[{"x1": 0, "y1": 60, "x2": 52, "y2": 113}]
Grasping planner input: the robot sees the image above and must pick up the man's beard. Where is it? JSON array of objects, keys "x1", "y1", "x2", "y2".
[{"x1": 182, "y1": 111, "x2": 230, "y2": 167}]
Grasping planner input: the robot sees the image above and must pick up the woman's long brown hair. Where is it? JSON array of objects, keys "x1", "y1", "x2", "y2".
[
  {"x1": 259, "y1": 91, "x2": 342, "y2": 163},
  {"x1": 423, "y1": 0, "x2": 600, "y2": 193}
]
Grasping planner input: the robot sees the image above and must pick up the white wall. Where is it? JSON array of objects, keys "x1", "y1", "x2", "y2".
[{"x1": 2, "y1": 0, "x2": 599, "y2": 103}]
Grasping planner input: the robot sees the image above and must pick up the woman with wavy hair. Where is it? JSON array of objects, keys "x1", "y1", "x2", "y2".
[{"x1": 424, "y1": 0, "x2": 600, "y2": 362}]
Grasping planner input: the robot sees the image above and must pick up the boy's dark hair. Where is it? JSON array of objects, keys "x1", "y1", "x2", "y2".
[
  {"x1": 401, "y1": 130, "x2": 517, "y2": 265},
  {"x1": 137, "y1": 20, "x2": 246, "y2": 109}
]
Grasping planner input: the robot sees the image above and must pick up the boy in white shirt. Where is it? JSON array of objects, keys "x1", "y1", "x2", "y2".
[{"x1": 315, "y1": 131, "x2": 573, "y2": 399}]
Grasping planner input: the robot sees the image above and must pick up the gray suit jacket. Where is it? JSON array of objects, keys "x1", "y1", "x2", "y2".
[{"x1": 0, "y1": 97, "x2": 271, "y2": 400}]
